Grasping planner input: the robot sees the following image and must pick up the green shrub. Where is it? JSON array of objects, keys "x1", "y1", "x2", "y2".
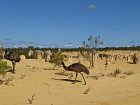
[
  {"x1": 0, "y1": 59, "x2": 11, "y2": 74},
  {"x1": 49, "y1": 52, "x2": 65, "y2": 69}
]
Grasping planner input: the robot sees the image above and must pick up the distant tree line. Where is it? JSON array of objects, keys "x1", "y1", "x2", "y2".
[
  {"x1": 3, "y1": 46, "x2": 140, "y2": 59},
  {"x1": 96, "y1": 46, "x2": 140, "y2": 51}
]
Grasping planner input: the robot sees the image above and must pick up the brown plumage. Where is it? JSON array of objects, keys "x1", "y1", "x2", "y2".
[
  {"x1": 4, "y1": 51, "x2": 21, "y2": 73},
  {"x1": 61, "y1": 62, "x2": 89, "y2": 85}
]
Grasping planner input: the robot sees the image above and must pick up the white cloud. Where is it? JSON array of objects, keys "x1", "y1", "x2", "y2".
[{"x1": 86, "y1": 4, "x2": 96, "y2": 11}]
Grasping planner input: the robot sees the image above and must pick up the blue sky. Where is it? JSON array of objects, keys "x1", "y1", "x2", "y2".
[{"x1": 0, "y1": 0, "x2": 140, "y2": 47}]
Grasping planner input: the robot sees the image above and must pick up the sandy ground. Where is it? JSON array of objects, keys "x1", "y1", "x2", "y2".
[{"x1": 0, "y1": 58, "x2": 140, "y2": 105}]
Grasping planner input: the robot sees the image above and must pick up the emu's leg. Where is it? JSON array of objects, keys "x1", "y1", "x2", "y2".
[
  {"x1": 12, "y1": 61, "x2": 16, "y2": 73},
  {"x1": 80, "y1": 73, "x2": 86, "y2": 85},
  {"x1": 74, "y1": 72, "x2": 78, "y2": 83}
]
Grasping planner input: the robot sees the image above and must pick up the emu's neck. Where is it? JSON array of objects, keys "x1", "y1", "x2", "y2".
[{"x1": 62, "y1": 62, "x2": 69, "y2": 71}]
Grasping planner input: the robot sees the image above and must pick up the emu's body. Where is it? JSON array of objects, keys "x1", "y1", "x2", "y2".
[
  {"x1": 4, "y1": 51, "x2": 20, "y2": 73},
  {"x1": 61, "y1": 62, "x2": 89, "y2": 85}
]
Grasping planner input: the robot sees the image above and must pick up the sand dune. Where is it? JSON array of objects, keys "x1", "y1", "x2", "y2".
[{"x1": 0, "y1": 59, "x2": 140, "y2": 105}]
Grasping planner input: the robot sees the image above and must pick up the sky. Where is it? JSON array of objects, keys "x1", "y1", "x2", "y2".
[{"x1": 0, "y1": 0, "x2": 140, "y2": 48}]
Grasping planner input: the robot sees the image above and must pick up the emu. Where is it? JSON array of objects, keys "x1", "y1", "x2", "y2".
[
  {"x1": 4, "y1": 51, "x2": 21, "y2": 73},
  {"x1": 61, "y1": 62, "x2": 89, "y2": 85}
]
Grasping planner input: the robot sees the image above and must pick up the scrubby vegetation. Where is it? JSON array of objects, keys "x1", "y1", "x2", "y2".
[
  {"x1": 83, "y1": 86, "x2": 91, "y2": 94},
  {"x1": 107, "y1": 68, "x2": 121, "y2": 77},
  {"x1": 49, "y1": 52, "x2": 65, "y2": 69},
  {"x1": 0, "y1": 59, "x2": 11, "y2": 74},
  {"x1": 27, "y1": 94, "x2": 36, "y2": 104}
]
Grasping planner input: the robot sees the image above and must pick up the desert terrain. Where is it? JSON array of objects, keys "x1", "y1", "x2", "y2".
[{"x1": 0, "y1": 52, "x2": 140, "y2": 105}]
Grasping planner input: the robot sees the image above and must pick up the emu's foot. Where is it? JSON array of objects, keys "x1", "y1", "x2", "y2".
[
  {"x1": 12, "y1": 71, "x2": 16, "y2": 74},
  {"x1": 72, "y1": 82, "x2": 76, "y2": 84},
  {"x1": 83, "y1": 83, "x2": 86, "y2": 85}
]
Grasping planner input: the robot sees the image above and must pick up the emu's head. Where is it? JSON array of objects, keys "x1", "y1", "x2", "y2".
[
  {"x1": 85, "y1": 69, "x2": 89, "y2": 75},
  {"x1": 4, "y1": 51, "x2": 10, "y2": 60}
]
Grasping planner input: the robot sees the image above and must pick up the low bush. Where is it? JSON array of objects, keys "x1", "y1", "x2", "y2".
[
  {"x1": 0, "y1": 59, "x2": 11, "y2": 74},
  {"x1": 49, "y1": 52, "x2": 65, "y2": 69}
]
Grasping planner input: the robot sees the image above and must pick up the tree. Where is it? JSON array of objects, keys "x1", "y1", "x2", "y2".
[{"x1": 82, "y1": 34, "x2": 103, "y2": 68}]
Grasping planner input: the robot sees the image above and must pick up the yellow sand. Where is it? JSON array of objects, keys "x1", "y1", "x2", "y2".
[{"x1": 0, "y1": 58, "x2": 140, "y2": 105}]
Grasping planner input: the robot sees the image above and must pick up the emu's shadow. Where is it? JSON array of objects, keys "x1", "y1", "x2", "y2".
[
  {"x1": 51, "y1": 78, "x2": 81, "y2": 83},
  {"x1": 87, "y1": 76, "x2": 99, "y2": 80},
  {"x1": 4, "y1": 68, "x2": 13, "y2": 73},
  {"x1": 43, "y1": 68, "x2": 58, "y2": 70},
  {"x1": 127, "y1": 62, "x2": 133, "y2": 64}
]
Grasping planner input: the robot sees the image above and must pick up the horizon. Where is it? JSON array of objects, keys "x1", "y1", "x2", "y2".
[{"x1": 0, "y1": 0, "x2": 140, "y2": 48}]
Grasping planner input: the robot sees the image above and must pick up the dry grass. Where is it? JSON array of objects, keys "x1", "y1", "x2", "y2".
[
  {"x1": 83, "y1": 86, "x2": 90, "y2": 94},
  {"x1": 4, "y1": 76, "x2": 14, "y2": 86},
  {"x1": 123, "y1": 71, "x2": 134, "y2": 75},
  {"x1": 0, "y1": 74, "x2": 14, "y2": 86},
  {"x1": 27, "y1": 94, "x2": 36, "y2": 104},
  {"x1": 19, "y1": 74, "x2": 26, "y2": 79},
  {"x1": 107, "y1": 68, "x2": 121, "y2": 77}
]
